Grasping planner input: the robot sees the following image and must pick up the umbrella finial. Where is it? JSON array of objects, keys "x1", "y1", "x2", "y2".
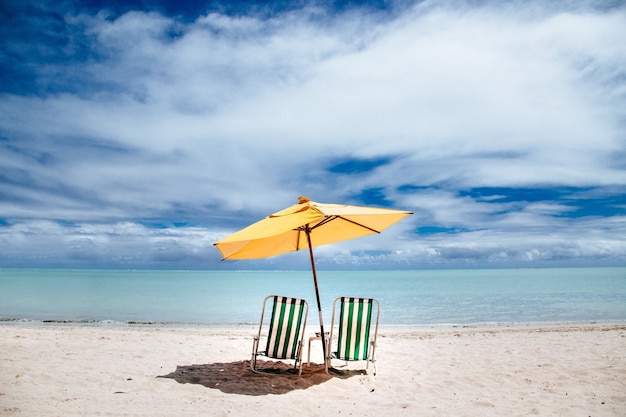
[{"x1": 298, "y1": 196, "x2": 311, "y2": 204}]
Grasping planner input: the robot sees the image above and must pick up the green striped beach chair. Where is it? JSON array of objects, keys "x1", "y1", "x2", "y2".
[
  {"x1": 325, "y1": 297, "x2": 380, "y2": 375},
  {"x1": 251, "y1": 295, "x2": 309, "y2": 375}
]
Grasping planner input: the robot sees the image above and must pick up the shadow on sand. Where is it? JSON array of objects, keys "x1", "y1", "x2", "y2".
[{"x1": 158, "y1": 360, "x2": 364, "y2": 396}]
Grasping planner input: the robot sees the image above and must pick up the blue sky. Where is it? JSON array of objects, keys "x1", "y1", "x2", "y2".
[{"x1": 1, "y1": 0, "x2": 625, "y2": 270}]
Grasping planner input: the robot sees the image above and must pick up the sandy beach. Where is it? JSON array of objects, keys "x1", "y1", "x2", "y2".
[{"x1": 1, "y1": 324, "x2": 625, "y2": 416}]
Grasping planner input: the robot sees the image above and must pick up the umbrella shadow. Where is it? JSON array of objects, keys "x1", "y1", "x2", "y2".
[{"x1": 158, "y1": 360, "x2": 361, "y2": 396}]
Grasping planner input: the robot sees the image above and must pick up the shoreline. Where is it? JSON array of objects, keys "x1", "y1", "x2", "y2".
[
  {"x1": 2, "y1": 317, "x2": 625, "y2": 330},
  {"x1": 2, "y1": 323, "x2": 625, "y2": 416}
]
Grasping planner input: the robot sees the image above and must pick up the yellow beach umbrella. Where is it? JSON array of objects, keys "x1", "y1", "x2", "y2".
[{"x1": 214, "y1": 196, "x2": 413, "y2": 359}]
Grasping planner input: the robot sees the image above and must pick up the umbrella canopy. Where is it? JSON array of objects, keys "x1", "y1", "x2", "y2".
[
  {"x1": 215, "y1": 196, "x2": 413, "y2": 260},
  {"x1": 214, "y1": 196, "x2": 413, "y2": 362}
]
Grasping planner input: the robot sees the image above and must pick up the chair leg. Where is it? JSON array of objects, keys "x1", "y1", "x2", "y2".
[
  {"x1": 251, "y1": 337, "x2": 259, "y2": 373},
  {"x1": 307, "y1": 337, "x2": 312, "y2": 367},
  {"x1": 292, "y1": 345, "x2": 300, "y2": 373},
  {"x1": 370, "y1": 339, "x2": 377, "y2": 375},
  {"x1": 296, "y1": 342, "x2": 303, "y2": 375},
  {"x1": 324, "y1": 334, "x2": 332, "y2": 374}
]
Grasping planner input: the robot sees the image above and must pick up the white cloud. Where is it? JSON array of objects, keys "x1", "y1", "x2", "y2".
[
  {"x1": 0, "y1": 220, "x2": 221, "y2": 268},
  {"x1": 1, "y1": 1, "x2": 625, "y2": 268}
]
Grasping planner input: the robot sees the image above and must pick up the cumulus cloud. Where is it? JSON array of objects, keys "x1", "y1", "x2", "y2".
[{"x1": 0, "y1": 0, "x2": 625, "y2": 268}]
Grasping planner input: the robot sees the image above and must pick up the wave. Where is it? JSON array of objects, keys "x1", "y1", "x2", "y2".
[
  {"x1": 0, "y1": 317, "x2": 257, "y2": 328},
  {"x1": 2, "y1": 316, "x2": 624, "y2": 329}
]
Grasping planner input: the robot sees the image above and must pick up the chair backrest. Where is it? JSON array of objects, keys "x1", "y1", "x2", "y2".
[
  {"x1": 265, "y1": 296, "x2": 307, "y2": 360},
  {"x1": 335, "y1": 297, "x2": 377, "y2": 361}
]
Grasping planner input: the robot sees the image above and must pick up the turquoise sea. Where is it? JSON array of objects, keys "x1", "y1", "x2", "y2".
[{"x1": 1, "y1": 268, "x2": 625, "y2": 328}]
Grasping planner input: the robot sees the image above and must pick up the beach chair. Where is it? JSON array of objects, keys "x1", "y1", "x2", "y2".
[
  {"x1": 251, "y1": 295, "x2": 309, "y2": 375},
  {"x1": 325, "y1": 297, "x2": 380, "y2": 375}
]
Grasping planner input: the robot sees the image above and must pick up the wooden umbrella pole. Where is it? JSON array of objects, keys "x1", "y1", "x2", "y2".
[{"x1": 305, "y1": 226, "x2": 327, "y2": 364}]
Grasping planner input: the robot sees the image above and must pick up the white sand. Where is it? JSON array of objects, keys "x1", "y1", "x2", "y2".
[{"x1": 1, "y1": 324, "x2": 625, "y2": 416}]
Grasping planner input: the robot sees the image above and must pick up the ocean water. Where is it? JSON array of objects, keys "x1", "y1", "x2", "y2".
[{"x1": 0, "y1": 268, "x2": 625, "y2": 328}]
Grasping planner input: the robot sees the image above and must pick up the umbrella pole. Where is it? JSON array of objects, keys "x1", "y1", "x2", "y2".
[{"x1": 305, "y1": 227, "x2": 327, "y2": 365}]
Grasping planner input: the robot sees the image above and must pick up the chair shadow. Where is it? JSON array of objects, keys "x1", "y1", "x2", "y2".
[{"x1": 158, "y1": 360, "x2": 362, "y2": 396}]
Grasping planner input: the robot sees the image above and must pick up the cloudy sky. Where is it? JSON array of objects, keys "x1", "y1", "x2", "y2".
[{"x1": 1, "y1": 0, "x2": 625, "y2": 270}]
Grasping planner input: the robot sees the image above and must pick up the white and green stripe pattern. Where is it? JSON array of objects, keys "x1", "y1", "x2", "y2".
[
  {"x1": 335, "y1": 297, "x2": 374, "y2": 361},
  {"x1": 265, "y1": 296, "x2": 306, "y2": 360}
]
